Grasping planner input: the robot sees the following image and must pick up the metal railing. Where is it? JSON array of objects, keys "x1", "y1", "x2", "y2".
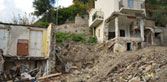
[{"x1": 92, "y1": 11, "x2": 104, "y2": 21}]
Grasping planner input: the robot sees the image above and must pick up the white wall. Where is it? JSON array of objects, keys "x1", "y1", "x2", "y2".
[
  {"x1": 95, "y1": 0, "x2": 117, "y2": 20},
  {"x1": 0, "y1": 24, "x2": 46, "y2": 57},
  {"x1": 89, "y1": 0, "x2": 145, "y2": 42},
  {"x1": 95, "y1": 22, "x2": 104, "y2": 42}
]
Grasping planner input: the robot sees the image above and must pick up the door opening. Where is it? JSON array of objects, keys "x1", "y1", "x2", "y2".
[{"x1": 127, "y1": 43, "x2": 131, "y2": 51}]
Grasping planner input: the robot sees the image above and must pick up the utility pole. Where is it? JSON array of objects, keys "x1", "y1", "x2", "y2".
[{"x1": 56, "y1": 0, "x2": 59, "y2": 26}]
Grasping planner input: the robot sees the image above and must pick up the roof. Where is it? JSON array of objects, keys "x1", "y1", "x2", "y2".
[{"x1": 0, "y1": 22, "x2": 47, "y2": 28}]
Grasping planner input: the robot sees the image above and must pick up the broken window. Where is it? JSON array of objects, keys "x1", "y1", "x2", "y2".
[
  {"x1": 138, "y1": 42, "x2": 142, "y2": 49},
  {"x1": 155, "y1": 33, "x2": 161, "y2": 39},
  {"x1": 108, "y1": 32, "x2": 115, "y2": 40},
  {"x1": 120, "y1": 30, "x2": 125, "y2": 37}
]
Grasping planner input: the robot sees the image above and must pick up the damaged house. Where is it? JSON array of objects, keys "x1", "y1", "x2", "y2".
[
  {"x1": 0, "y1": 23, "x2": 56, "y2": 79},
  {"x1": 89, "y1": 0, "x2": 164, "y2": 52}
]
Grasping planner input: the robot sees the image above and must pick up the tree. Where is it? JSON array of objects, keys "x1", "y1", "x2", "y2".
[
  {"x1": 11, "y1": 13, "x2": 36, "y2": 25},
  {"x1": 152, "y1": 7, "x2": 167, "y2": 26},
  {"x1": 33, "y1": 0, "x2": 56, "y2": 23}
]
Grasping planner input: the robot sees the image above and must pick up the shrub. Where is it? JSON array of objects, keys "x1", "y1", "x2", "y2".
[
  {"x1": 70, "y1": 34, "x2": 85, "y2": 42},
  {"x1": 88, "y1": 36, "x2": 97, "y2": 44},
  {"x1": 56, "y1": 32, "x2": 69, "y2": 43}
]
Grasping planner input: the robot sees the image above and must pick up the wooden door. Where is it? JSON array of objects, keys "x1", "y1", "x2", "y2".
[{"x1": 17, "y1": 40, "x2": 28, "y2": 56}]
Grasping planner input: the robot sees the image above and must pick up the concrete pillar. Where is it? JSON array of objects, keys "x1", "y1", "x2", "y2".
[
  {"x1": 140, "y1": 19, "x2": 144, "y2": 41},
  {"x1": 115, "y1": 17, "x2": 119, "y2": 38}
]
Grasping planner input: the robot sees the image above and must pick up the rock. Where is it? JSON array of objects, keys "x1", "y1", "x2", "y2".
[
  {"x1": 145, "y1": 65, "x2": 152, "y2": 72},
  {"x1": 129, "y1": 76, "x2": 140, "y2": 82}
]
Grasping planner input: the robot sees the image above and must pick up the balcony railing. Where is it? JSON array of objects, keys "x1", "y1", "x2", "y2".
[
  {"x1": 92, "y1": 11, "x2": 104, "y2": 21},
  {"x1": 119, "y1": 0, "x2": 145, "y2": 10},
  {"x1": 90, "y1": 11, "x2": 104, "y2": 27}
]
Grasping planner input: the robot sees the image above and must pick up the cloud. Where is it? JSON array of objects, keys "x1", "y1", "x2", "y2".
[
  {"x1": 0, "y1": 0, "x2": 5, "y2": 11},
  {"x1": 0, "y1": 0, "x2": 34, "y2": 23},
  {"x1": 0, "y1": 0, "x2": 73, "y2": 23},
  {"x1": 15, "y1": 0, "x2": 34, "y2": 13},
  {"x1": 56, "y1": 0, "x2": 73, "y2": 7}
]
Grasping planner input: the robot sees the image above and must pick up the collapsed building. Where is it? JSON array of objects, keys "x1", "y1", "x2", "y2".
[
  {"x1": 89, "y1": 0, "x2": 166, "y2": 52},
  {"x1": 0, "y1": 23, "x2": 56, "y2": 81}
]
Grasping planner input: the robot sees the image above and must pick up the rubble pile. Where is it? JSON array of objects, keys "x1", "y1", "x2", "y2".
[
  {"x1": 86, "y1": 46, "x2": 167, "y2": 82},
  {"x1": 55, "y1": 41, "x2": 99, "y2": 72},
  {"x1": 40, "y1": 43, "x2": 167, "y2": 82}
]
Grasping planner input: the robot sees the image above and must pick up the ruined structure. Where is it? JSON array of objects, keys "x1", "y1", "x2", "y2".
[
  {"x1": 0, "y1": 23, "x2": 56, "y2": 76},
  {"x1": 89, "y1": 0, "x2": 164, "y2": 52}
]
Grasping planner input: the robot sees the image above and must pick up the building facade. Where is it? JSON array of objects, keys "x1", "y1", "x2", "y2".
[
  {"x1": 89, "y1": 0, "x2": 164, "y2": 52},
  {"x1": 0, "y1": 23, "x2": 56, "y2": 75}
]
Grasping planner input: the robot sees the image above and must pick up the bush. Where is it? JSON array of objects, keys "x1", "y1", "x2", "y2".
[
  {"x1": 56, "y1": 32, "x2": 69, "y2": 43},
  {"x1": 70, "y1": 34, "x2": 85, "y2": 42},
  {"x1": 55, "y1": 32, "x2": 97, "y2": 44},
  {"x1": 88, "y1": 36, "x2": 97, "y2": 44}
]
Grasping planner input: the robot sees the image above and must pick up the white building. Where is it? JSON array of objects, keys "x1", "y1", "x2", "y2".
[
  {"x1": 0, "y1": 23, "x2": 56, "y2": 74},
  {"x1": 89, "y1": 0, "x2": 163, "y2": 52}
]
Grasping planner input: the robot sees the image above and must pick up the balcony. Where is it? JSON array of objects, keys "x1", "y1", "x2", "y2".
[
  {"x1": 119, "y1": 0, "x2": 145, "y2": 14},
  {"x1": 89, "y1": 11, "x2": 104, "y2": 28}
]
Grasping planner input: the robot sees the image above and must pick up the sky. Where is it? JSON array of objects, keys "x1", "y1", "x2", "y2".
[{"x1": 0, "y1": 0, "x2": 73, "y2": 23}]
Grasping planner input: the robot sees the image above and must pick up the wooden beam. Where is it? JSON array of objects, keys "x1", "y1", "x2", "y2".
[{"x1": 37, "y1": 73, "x2": 62, "y2": 80}]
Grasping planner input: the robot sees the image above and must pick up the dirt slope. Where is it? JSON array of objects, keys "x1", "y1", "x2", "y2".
[
  {"x1": 64, "y1": 46, "x2": 167, "y2": 82},
  {"x1": 85, "y1": 46, "x2": 167, "y2": 82},
  {"x1": 41, "y1": 45, "x2": 167, "y2": 82}
]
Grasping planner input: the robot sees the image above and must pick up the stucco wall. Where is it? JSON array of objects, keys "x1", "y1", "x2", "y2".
[
  {"x1": 95, "y1": 22, "x2": 104, "y2": 42},
  {"x1": 95, "y1": 0, "x2": 116, "y2": 20},
  {"x1": 0, "y1": 24, "x2": 51, "y2": 57}
]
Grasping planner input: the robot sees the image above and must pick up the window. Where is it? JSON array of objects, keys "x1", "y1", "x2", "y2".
[
  {"x1": 128, "y1": 0, "x2": 134, "y2": 8},
  {"x1": 98, "y1": 29, "x2": 100, "y2": 37},
  {"x1": 120, "y1": 30, "x2": 125, "y2": 37},
  {"x1": 108, "y1": 32, "x2": 115, "y2": 40}
]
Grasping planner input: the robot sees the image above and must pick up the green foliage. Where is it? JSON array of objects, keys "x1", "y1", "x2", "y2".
[
  {"x1": 88, "y1": 36, "x2": 97, "y2": 44},
  {"x1": 33, "y1": 0, "x2": 55, "y2": 16},
  {"x1": 55, "y1": 32, "x2": 97, "y2": 44},
  {"x1": 152, "y1": 7, "x2": 167, "y2": 26},
  {"x1": 33, "y1": 0, "x2": 94, "y2": 26},
  {"x1": 146, "y1": 0, "x2": 167, "y2": 26},
  {"x1": 70, "y1": 34, "x2": 85, "y2": 42},
  {"x1": 56, "y1": 32, "x2": 69, "y2": 43},
  {"x1": 33, "y1": 21, "x2": 49, "y2": 27}
]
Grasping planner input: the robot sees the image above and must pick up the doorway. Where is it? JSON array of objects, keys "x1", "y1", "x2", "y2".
[{"x1": 127, "y1": 43, "x2": 131, "y2": 51}]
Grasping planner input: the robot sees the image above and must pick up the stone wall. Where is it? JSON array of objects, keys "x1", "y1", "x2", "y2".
[
  {"x1": 162, "y1": 25, "x2": 167, "y2": 45},
  {"x1": 75, "y1": 15, "x2": 88, "y2": 25},
  {"x1": 55, "y1": 24, "x2": 90, "y2": 35},
  {"x1": 113, "y1": 37, "x2": 142, "y2": 53}
]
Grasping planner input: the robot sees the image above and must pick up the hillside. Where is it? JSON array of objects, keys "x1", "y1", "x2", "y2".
[{"x1": 40, "y1": 45, "x2": 167, "y2": 82}]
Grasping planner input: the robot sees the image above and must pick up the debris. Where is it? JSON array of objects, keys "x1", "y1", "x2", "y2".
[
  {"x1": 21, "y1": 72, "x2": 32, "y2": 80},
  {"x1": 148, "y1": 73, "x2": 154, "y2": 77},
  {"x1": 27, "y1": 68, "x2": 39, "y2": 74},
  {"x1": 145, "y1": 65, "x2": 152, "y2": 72},
  {"x1": 129, "y1": 76, "x2": 140, "y2": 82},
  {"x1": 37, "y1": 73, "x2": 62, "y2": 81}
]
